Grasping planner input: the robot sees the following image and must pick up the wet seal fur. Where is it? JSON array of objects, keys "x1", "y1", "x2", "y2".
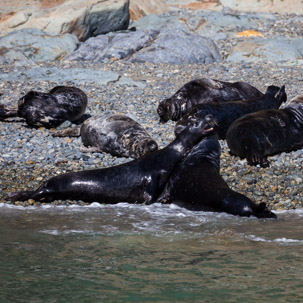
[
  {"x1": 53, "y1": 114, "x2": 158, "y2": 159},
  {"x1": 157, "y1": 78, "x2": 264, "y2": 122},
  {"x1": 156, "y1": 134, "x2": 277, "y2": 218},
  {"x1": 0, "y1": 86, "x2": 87, "y2": 128},
  {"x1": 8, "y1": 115, "x2": 215, "y2": 204},
  {"x1": 226, "y1": 95, "x2": 303, "y2": 167},
  {"x1": 175, "y1": 85, "x2": 287, "y2": 139}
]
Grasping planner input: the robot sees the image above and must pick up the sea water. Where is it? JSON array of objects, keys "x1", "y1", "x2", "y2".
[{"x1": 1, "y1": 203, "x2": 303, "y2": 303}]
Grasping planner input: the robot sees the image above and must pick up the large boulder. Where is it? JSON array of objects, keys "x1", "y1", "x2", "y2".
[
  {"x1": 0, "y1": 0, "x2": 130, "y2": 41},
  {"x1": 67, "y1": 29, "x2": 159, "y2": 62},
  {"x1": 130, "y1": 29, "x2": 221, "y2": 64},
  {"x1": 0, "y1": 28, "x2": 79, "y2": 65},
  {"x1": 228, "y1": 37, "x2": 303, "y2": 64},
  {"x1": 67, "y1": 28, "x2": 221, "y2": 64}
]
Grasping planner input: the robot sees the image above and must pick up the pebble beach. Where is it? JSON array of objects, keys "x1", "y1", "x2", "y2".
[{"x1": 1, "y1": 10, "x2": 303, "y2": 211}]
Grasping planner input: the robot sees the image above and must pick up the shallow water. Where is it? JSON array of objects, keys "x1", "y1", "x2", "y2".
[{"x1": 1, "y1": 203, "x2": 303, "y2": 303}]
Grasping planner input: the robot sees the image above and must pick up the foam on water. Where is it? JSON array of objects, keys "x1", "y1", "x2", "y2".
[
  {"x1": 2, "y1": 202, "x2": 303, "y2": 246},
  {"x1": 245, "y1": 234, "x2": 303, "y2": 245}
]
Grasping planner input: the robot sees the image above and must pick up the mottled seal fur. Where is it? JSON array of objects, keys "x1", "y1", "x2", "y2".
[
  {"x1": 156, "y1": 134, "x2": 276, "y2": 218},
  {"x1": 175, "y1": 85, "x2": 287, "y2": 139},
  {"x1": 157, "y1": 78, "x2": 264, "y2": 122},
  {"x1": 53, "y1": 114, "x2": 158, "y2": 159},
  {"x1": 0, "y1": 86, "x2": 87, "y2": 128},
  {"x1": 226, "y1": 95, "x2": 303, "y2": 167},
  {"x1": 8, "y1": 115, "x2": 215, "y2": 204}
]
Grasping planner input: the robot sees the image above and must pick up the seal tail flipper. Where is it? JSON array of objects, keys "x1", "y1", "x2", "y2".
[
  {"x1": 80, "y1": 146, "x2": 100, "y2": 153},
  {"x1": 254, "y1": 202, "x2": 277, "y2": 219},
  {"x1": 0, "y1": 104, "x2": 18, "y2": 120},
  {"x1": 52, "y1": 126, "x2": 81, "y2": 137}
]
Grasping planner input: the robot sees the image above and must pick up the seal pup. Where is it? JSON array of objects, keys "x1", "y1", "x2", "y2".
[
  {"x1": 8, "y1": 115, "x2": 215, "y2": 204},
  {"x1": 157, "y1": 78, "x2": 263, "y2": 122},
  {"x1": 53, "y1": 114, "x2": 158, "y2": 159},
  {"x1": 175, "y1": 85, "x2": 287, "y2": 139},
  {"x1": 226, "y1": 95, "x2": 303, "y2": 167},
  {"x1": 0, "y1": 86, "x2": 87, "y2": 128},
  {"x1": 156, "y1": 134, "x2": 276, "y2": 218}
]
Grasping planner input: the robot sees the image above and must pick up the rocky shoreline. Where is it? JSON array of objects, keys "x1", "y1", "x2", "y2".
[{"x1": 1, "y1": 7, "x2": 303, "y2": 211}]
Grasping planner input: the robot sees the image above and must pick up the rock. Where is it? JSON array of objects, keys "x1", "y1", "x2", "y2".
[
  {"x1": 228, "y1": 37, "x2": 303, "y2": 64},
  {"x1": 129, "y1": 0, "x2": 167, "y2": 21},
  {"x1": 68, "y1": 28, "x2": 221, "y2": 64},
  {"x1": 67, "y1": 29, "x2": 159, "y2": 62},
  {"x1": 0, "y1": 0, "x2": 130, "y2": 41},
  {"x1": 131, "y1": 11, "x2": 275, "y2": 41},
  {"x1": 0, "y1": 28, "x2": 78, "y2": 64},
  {"x1": 165, "y1": 0, "x2": 303, "y2": 14},
  {"x1": 130, "y1": 28, "x2": 221, "y2": 64},
  {"x1": 131, "y1": 14, "x2": 186, "y2": 32},
  {"x1": 220, "y1": 0, "x2": 303, "y2": 14}
]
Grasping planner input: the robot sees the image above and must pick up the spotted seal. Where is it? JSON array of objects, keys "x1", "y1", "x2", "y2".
[
  {"x1": 0, "y1": 86, "x2": 87, "y2": 128},
  {"x1": 53, "y1": 114, "x2": 158, "y2": 159},
  {"x1": 156, "y1": 134, "x2": 277, "y2": 218},
  {"x1": 8, "y1": 115, "x2": 215, "y2": 204},
  {"x1": 157, "y1": 78, "x2": 263, "y2": 122},
  {"x1": 226, "y1": 95, "x2": 303, "y2": 167},
  {"x1": 175, "y1": 85, "x2": 287, "y2": 139}
]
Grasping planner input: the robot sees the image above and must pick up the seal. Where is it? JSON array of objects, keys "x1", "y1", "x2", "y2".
[
  {"x1": 0, "y1": 86, "x2": 87, "y2": 128},
  {"x1": 174, "y1": 85, "x2": 287, "y2": 139},
  {"x1": 156, "y1": 134, "x2": 277, "y2": 218},
  {"x1": 157, "y1": 78, "x2": 264, "y2": 122},
  {"x1": 226, "y1": 95, "x2": 303, "y2": 167},
  {"x1": 7, "y1": 115, "x2": 216, "y2": 204},
  {"x1": 53, "y1": 114, "x2": 158, "y2": 159}
]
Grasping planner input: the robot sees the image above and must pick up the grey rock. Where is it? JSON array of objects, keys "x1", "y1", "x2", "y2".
[
  {"x1": 67, "y1": 29, "x2": 159, "y2": 62},
  {"x1": 0, "y1": 28, "x2": 79, "y2": 64},
  {"x1": 130, "y1": 29, "x2": 221, "y2": 64},
  {"x1": 131, "y1": 14, "x2": 186, "y2": 32},
  {"x1": 228, "y1": 37, "x2": 303, "y2": 63}
]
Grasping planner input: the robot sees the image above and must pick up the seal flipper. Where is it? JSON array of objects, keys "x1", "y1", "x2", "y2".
[
  {"x1": 0, "y1": 104, "x2": 18, "y2": 120},
  {"x1": 275, "y1": 85, "x2": 287, "y2": 105},
  {"x1": 52, "y1": 126, "x2": 81, "y2": 137}
]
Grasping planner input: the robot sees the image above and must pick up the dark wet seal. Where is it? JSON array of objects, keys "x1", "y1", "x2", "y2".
[
  {"x1": 0, "y1": 86, "x2": 87, "y2": 128},
  {"x1": 175, "y1": 85, "x2": 287, "y2": 139},
  {"x1": 157, "y1": 78, "x2": 264, "y2": 122},
  {"x1": 226, "y1": 95, "x2": 303, "y2": 167},
  {"x1": 156, "y1": 134, "x2": 277, "y2": 219}
]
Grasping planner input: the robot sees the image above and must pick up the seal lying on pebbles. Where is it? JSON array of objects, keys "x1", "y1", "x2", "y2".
[
  {"x1": 8, "y1": 115, "x2": 215, "y2": 204},
  {"x1": 156, "y1": 134, "x2": 276, "y2": 218},
  {"x1": 0, "y1": 86, "x2": 87, "y2": 128},
  {"x1": 226, "y1": 95, "x2": 303, "y2": 167},
  {"x1": 174, "y1": 85, "x2": 287, "y2": 139},
  {"x1": 53, "y1": 114, "x2": 158, "y2": 159},
  {"x1": 157, "y1": 78, "x2": 264, "y2": 122}
]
